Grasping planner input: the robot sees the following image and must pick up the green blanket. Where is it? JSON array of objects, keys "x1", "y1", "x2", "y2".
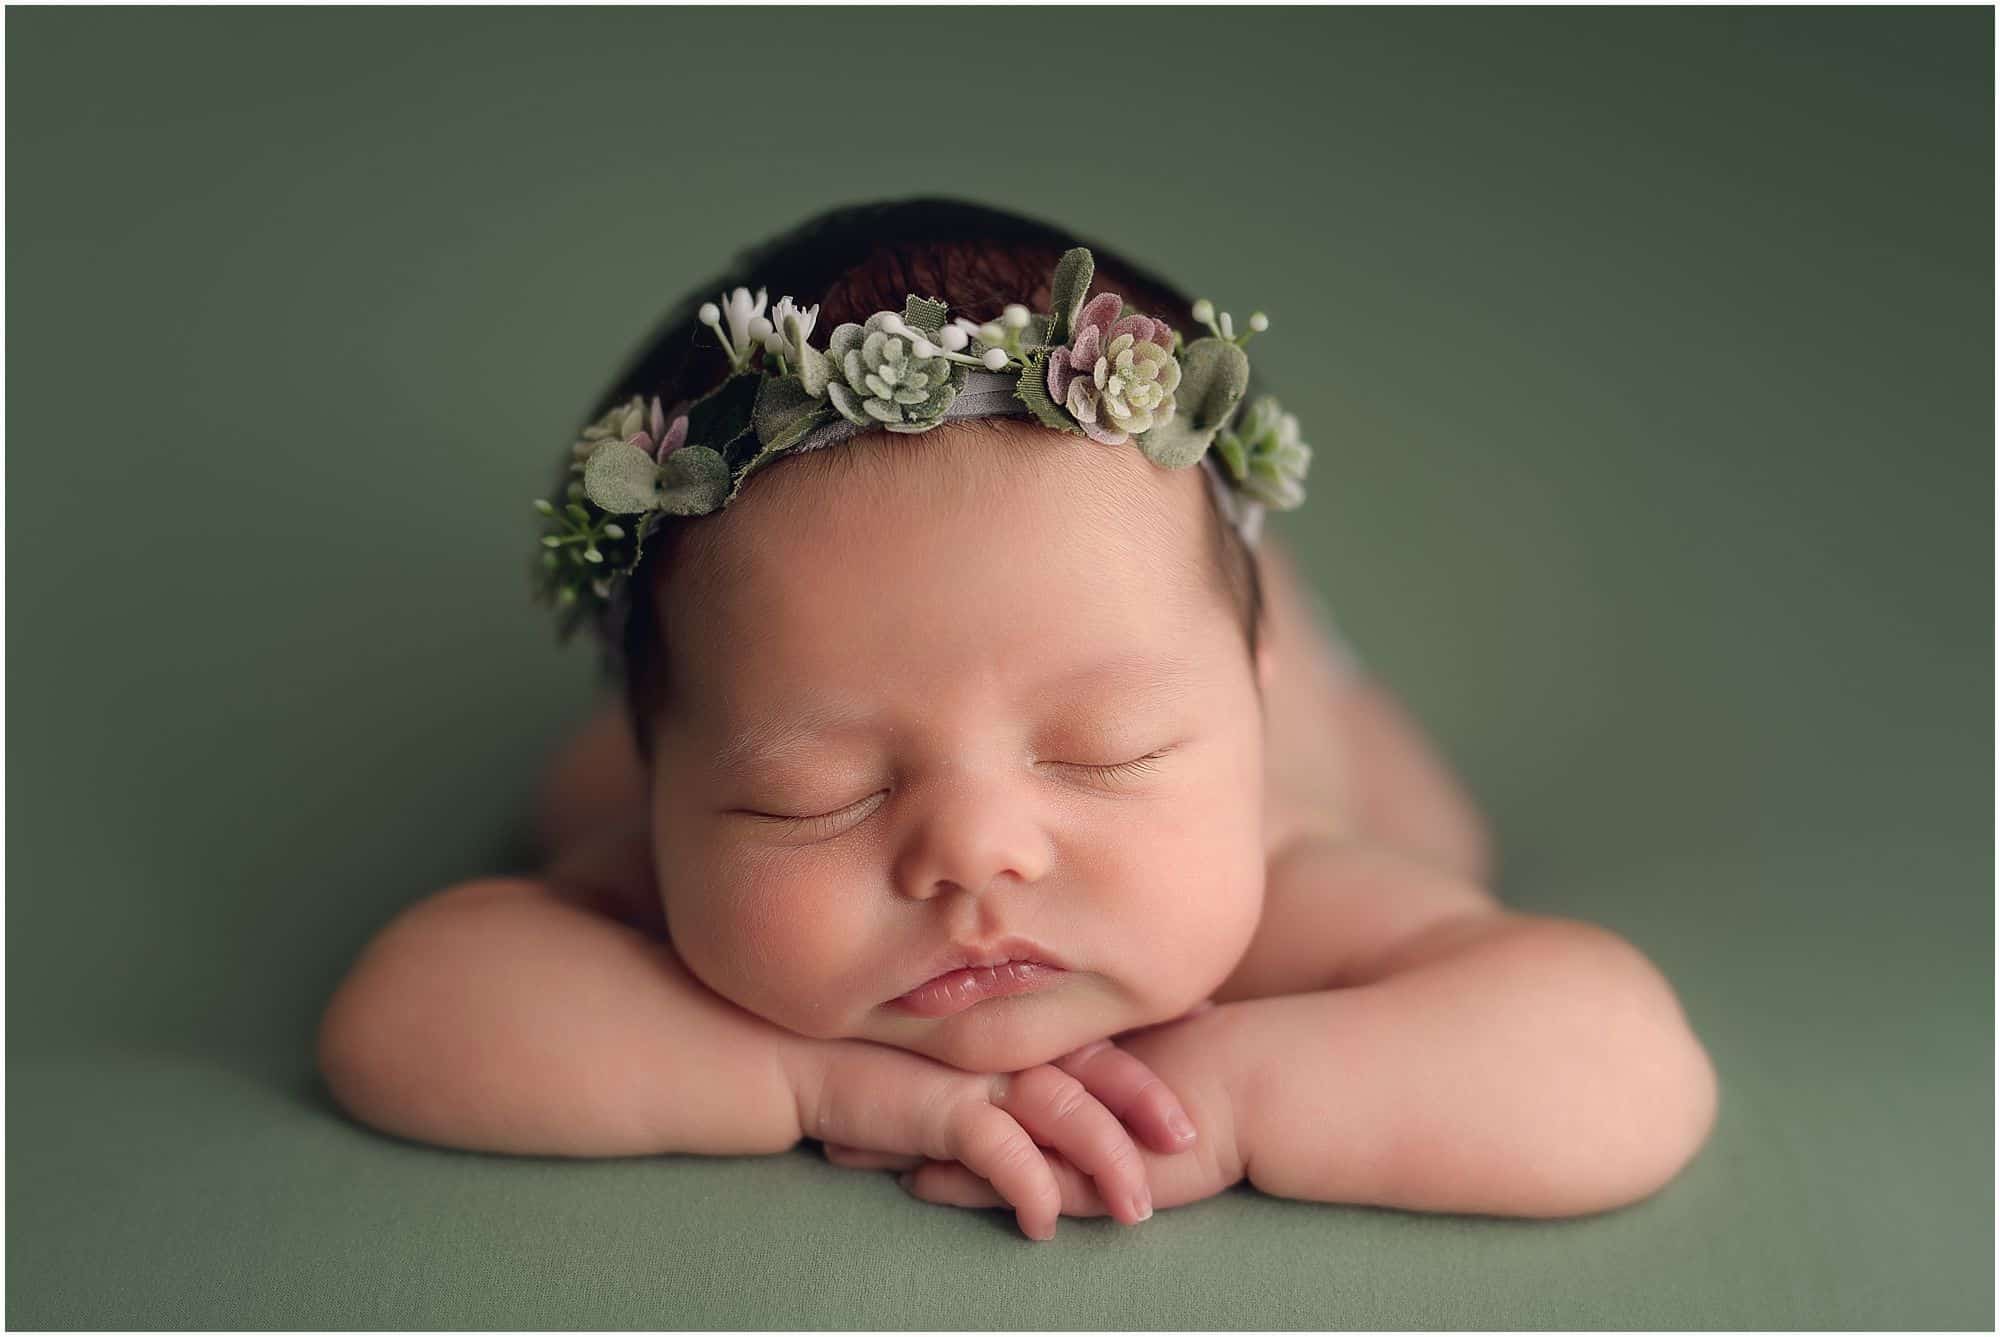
[{"x1": 8, "y1": 7, "x2": 1990, "y2": 1328}]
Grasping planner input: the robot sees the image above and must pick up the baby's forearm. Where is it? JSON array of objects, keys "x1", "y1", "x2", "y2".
[
  {"x1": 316, "y1": 879, "x2": 808, "y2": 1159},
  {"x1": 1219, "y1": 913, "x2": 1718, "y2": 1218}
]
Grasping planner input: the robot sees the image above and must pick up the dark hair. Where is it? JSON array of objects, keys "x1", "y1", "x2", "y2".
[{"x1": 583, "y1": 197, "x2": 1268, "y2": 765}]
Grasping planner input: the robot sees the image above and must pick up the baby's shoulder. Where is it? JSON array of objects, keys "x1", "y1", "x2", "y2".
[{"x1": 544, "y1": 819, "x2": 669, "y2": 941}]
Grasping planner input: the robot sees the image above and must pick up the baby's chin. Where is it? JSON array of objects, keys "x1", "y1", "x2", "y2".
[
  {"x1": 886, "y1": 1019, "x2": 1095, "y2": 1076},
  {"x1": 862, "y1": 983, "x2": 1171, "y2": 1075}
]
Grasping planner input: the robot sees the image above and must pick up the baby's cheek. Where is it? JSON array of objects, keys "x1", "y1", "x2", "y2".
[
  {"x1": 1171, "y1": 838, "x2": 1266, "y2": 1001},
  {"x1": 1088, "y1": 804, "x2": 1266, "y2": 1012},
  {"x1": 1119, "y1": 725, "x2": 1269, "y2": 945},
  {"x1": 684, "y1": 860, "x2": 874, "y2": 1039}
]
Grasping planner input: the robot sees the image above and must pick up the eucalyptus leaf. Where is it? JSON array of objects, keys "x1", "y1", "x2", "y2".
[
  {"x1": 655, "y1": 445, "x2": 730, "y2": 516},
  {"x1": 1048, "y1": 248, "x2": 1093, "y2": 346},
  {"x1": 582, "y1": 440, "x2": 662, "y2": 514},
  {"x1": 1135, "y1": 337, "x2": 1250, "y2": 469}
]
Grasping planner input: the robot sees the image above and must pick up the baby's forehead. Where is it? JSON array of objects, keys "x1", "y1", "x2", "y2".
[
  {"x1": 712, "y1": 419, "x2": 1205, "y2": 570},
  {"x1": 653, "y1": 419, "x2": 1227, "y2": 700}
]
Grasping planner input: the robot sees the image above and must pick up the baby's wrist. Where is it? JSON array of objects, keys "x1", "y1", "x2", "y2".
[
  {"x1": 776, "y1": 1032, "x2": 836, "y2": 1142},
  {"x1": 1107, "y1": 999, "x2": 1252, "y2": 1185}
]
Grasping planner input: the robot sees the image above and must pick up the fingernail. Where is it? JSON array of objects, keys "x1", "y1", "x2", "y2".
[
  {"x1": 1168, "y1": 1111, "x2": 1197, "y2": 1144},
  {"x1": 1136, "y1": 1188, "x2": 1154, "y2": 1221},
  {"x1": 1032, "y1": 1221, "x2": 1056, "y2": 1242}
]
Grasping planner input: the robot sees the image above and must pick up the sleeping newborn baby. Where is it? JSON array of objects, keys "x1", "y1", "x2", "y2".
[{"x1": 317, "y1": 230, "x2": 1716, "y2": 1242}]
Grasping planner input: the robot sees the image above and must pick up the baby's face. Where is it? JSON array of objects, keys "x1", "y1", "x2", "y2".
[{"x1": 647, "y1": 421, "x2": 1267, "y2": 1073}]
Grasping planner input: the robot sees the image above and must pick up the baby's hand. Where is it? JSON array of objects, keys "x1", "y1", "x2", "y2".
[
  {"x1": 893, "y1": 1001, "x2": 1241, "y2": 1222},
  {"x1": 791, "y1": 1030, "x2": 1201, "y2": 1241}
]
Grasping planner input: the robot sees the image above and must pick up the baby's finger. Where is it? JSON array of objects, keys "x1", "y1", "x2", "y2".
[
  {"x1": 947, "y1": 1096, "x2": 1067, "y2": 1241},
  {"x1": 994, "y1": 1065, "x2": 1151, "y2": 1228},
  {"x1": 819, "y1": 1140, "x2": 924, "y2": 1171},
  {"x1": 1052, "y1": 1038, "x2": 1200, "y2": 1156},
  {"x1": 904, "y1": 1151, "x2": 1116, "y2": 1220},
  {"x1": 899, "y1": 1161, "x2": 1004, "y2": 1209}
]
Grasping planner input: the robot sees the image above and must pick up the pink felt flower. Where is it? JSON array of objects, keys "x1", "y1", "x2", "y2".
[
  {"x1": 640, "y1": 398, "x2": 690, "y2": 462},
  {"x1": 570, "y1": 395, "x2": 690, "y2": 465},
  {"x1": 1045, "y1": 291, "x2": 1181, "y2": 446}
]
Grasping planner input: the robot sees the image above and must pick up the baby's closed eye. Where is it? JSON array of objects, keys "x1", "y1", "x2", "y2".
[{"x1": 728, "y1": 742, "x2": 1188, "y2": 841}]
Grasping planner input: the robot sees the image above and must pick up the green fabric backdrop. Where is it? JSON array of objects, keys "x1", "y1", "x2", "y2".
[{"x1": 8, "y1": 7, "x2": 1992, "y2": 1329}]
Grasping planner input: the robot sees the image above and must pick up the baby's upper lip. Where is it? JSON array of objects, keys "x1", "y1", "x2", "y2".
[{"x1": 900, "y1": 935, "x2": 1069, "y2": 998}]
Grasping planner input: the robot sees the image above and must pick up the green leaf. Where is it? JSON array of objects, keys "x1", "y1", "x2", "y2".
[
  {"x1": 683, "y1": 370, "x2": 762, "y2": 468},
  {"x1": 1135, "y1": 337, "x2": 1250, "y2": 469},
  {"x1": 794, "y1": 342, "x2": 834, "y2": 400},
  {"x1": 901, "y1": 295, "x2": 949, "y2": 338},
  {"x1": 752, "y1": 373, "x2": 837, "y2": 452},
  {"x1": 1012, "y1": 350, "x2": 1082, "y2": 435},
  {"x1": 582, "y1": 440, "x2": 662, "y2": 513},
  {"x1": 724, "y1": 444, "x2": 785, "y2": 506},
  {"x1": 1020, "y1": 309, "x2": 1055, "y2": 352},
  {"x1": 615, "y1": 511, "x2": 666, "y2": 576},
  {"x1": 1048, "y1": 248, "x2": 1093, "y2": 346},
  {"x1": 1214, "y1": 430, "x2": 1248, "y2": 481},
  {"x1": 732, "y1": 401, "x2": 836, "y2": 493},
  {"x1": 656, "y1": 445, "x2": 729, "y2": 516}
]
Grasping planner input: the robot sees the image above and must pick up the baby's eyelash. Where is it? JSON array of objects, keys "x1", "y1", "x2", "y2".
[
  {"x1": 749, "y1": 746, "x2": 1177, "y2": 834},
  {"x1": 748, "y1": 795, "x2": 880, "y2": 835},
  {"x1": 1071, "y1": 746, "x2": 1174, "y2": 785}
]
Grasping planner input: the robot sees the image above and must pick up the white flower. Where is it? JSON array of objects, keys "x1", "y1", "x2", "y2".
[
  {"x1": 769, "y1": 296, "x2": 820, "y2": 360},
  {"x1": 722, "y1": 286, "x2": 767, "y2": 351},
  {"x1": 700, "y1": 286, "x2": 769, "y2": 371}
]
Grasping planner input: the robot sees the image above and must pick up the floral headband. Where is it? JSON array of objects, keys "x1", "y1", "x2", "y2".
[{"x1": 531, "y1": 247, "x2": 1314, "y2": 645}]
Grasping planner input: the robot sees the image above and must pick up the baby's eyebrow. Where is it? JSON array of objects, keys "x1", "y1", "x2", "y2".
[{"x1": 708, "y1": 649, "x2": 1203, "y2": 773}]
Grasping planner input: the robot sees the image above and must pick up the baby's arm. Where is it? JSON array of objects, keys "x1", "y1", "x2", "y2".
[
  {"x1": 904, "y1": 841, "x2": 1715, "y2": 1221},
  {"x1": 317, "y1": 877, "x2": 1197, "y2": 1236},
  {"x1": 315, "y1": 878, "x2": 810, "y2": 1158},
  {"x1": 1217, "y1": 841, "x2": 1719, "y2": 1218}
]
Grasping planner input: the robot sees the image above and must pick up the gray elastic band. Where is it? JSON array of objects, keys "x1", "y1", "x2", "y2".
[{"x1": 785, "y1": 369, "x2": 1266, "y2": 547}]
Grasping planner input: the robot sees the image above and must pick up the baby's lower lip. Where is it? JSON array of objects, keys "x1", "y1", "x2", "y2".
[{"x1": 891, "y1": 962, "x2": 1067, "y2": 1018}]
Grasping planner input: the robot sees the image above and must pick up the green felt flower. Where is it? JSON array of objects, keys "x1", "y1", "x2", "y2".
[
  {"x1": 824, "y1": 311, "x2": 961, "y2": 433},
  {"x1": 1213, "y1": 396, "x2": 1313, "y2": 510}
]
